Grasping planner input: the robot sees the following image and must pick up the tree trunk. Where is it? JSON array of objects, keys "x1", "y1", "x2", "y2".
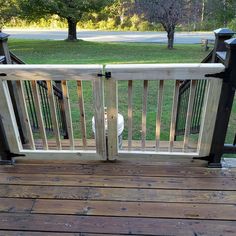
[
  {"x1": 167, "y1": 29, "x2": 175, "y2": 49},
  {"x1": 67, "y1": 18, "x2": 77, "y2": 41}
]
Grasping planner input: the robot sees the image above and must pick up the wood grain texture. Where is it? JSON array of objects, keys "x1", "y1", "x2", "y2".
[
  {"x1": 198, "y1": 79, "x2": 223, "y2": 156},
  {"x1": 183, "y1": 80, "x2": 197, "y2": 151},
  {"x1": 141, "y1": 80, "x2": 148, "y2": 150},
  {"x1": 105, "y1": 78, "x2": 118, "y2": 160},
  {"x1": 0, "y1": 163, "x2": 233, "y2": 178},
  {"x1": 128, "y1": 80, "x2": 133, "y2": 150},
  {"x1": 156, "y1": 80, "x2": 164, "y2": 150},
  {"x1": 0, "y1": 185, "x2": 235, "y2": 204},
  {"x1": 169, "y1": 80, "x2": 180, "y2": 151},
  {"x1": 46, "y1": 81, "x2": 61, "y2": 150},
  {"x1": 0, "y1": 173, "x2": 235, "y2": 190},
  {"x1": 61, "y1": 80, "x2": 74, "y2": 150},
  {"x1": 77, "y1": 80, "x2": 87, "y2": 149},
  {"x1": 106, "y1": 63, "x2": 225, "y2": 81},
  {"x1": 0, "y1": 64, "x2": 103, "y2": 81},
  {"x1": 15, "y1": 81, "x2": 35, "y2": 150},
  {"x1": 0, "y1": 232, "x2": 124, "y2": 236},
  {"x1": 32, "y1": 199, "x2": 236, "y2": 220},
  {"x1": 92, "y1": 78, "x2": 106, "y2": 160},
  {"x1": 0, "y1": 213, "x2": 235, "y2": 235},
  {"x1": 31, "y1": 80, "x2": 48, "y2": 150},
  {"x1": 0, "y1": 80, "x2": 22, "y2": 153}
]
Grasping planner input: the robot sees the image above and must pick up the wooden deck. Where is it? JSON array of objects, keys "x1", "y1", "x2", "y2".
[{"x1": 0, "y1": 156, "x2": 235, "y2": 235}]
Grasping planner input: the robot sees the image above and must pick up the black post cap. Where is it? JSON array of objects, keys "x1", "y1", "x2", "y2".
[
  {"x1": 214, "y1": 28, "x2": 235, "y2": 36},
  {"x1": 225, "y1": 38, "x2": 236, "y2": 49},
  {"x1": 0, "y1": 32, "x2": 10, "y2": 41}
]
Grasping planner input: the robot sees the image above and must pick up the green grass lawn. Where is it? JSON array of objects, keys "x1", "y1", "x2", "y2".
[{"x1": 8, "y1": 39, "x2": 235, "y2": 148}]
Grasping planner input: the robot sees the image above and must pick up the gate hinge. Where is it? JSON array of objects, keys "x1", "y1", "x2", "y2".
[
  {"x1": 97, "y1": 72, "x2": 111, "y2": 79},
  {"x1": 205, "y1": 68, "x2": 230, "y2": 81}
]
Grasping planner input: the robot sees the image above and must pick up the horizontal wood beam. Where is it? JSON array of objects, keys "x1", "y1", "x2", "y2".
[
  {"x1": 0, "y1": 65, "x2": 103, "y2": 81},
  {"x1": 106, "y1": 64, "x2": 225, "y2": 81}
]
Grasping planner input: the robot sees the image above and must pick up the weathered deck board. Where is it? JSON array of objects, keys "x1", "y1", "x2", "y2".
[
  {"x1": 0, "y1": 173, "x2": 235, "y2": 190},
  {"x1": 32, "y1": 199, "x2": 236, "y2": 220},
  {"x1": 0, "y1": 213, "x2": 235, "y2": 235},
  {"x1": 0, "y1": 163, "x2": 233, "y2": 177},
  {"x1": 0, "y1": 156, "x2": 235, "y2": 235},
  {"x1": 0, "y1": 185, "x2": 235, "y2": 204},
  {"x1": 0, "y1": 232, "x2": 125, "y2": 236}
]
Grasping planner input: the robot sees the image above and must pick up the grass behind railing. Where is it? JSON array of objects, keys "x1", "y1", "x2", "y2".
[{"x1": 8, "y1": 39, "x2": 235, "y2": 145}]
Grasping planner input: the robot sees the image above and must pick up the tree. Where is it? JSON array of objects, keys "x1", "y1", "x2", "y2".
[
  {"x1": 0, "y1": 0, "x2": 18, "y2": 30},
  {"x1": 18, "y1": 0, "x2": 113, "y2": 41},
  {"x1": 134, "y1": 0, "x2": 185, "y2": 49}
]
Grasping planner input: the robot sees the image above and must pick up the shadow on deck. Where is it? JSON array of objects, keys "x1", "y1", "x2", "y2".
[{"x1": 0, "y1": 156, "x2": 235, "y2": 235}]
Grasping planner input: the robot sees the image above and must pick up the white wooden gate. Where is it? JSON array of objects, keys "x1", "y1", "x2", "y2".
[{"x1": 0, "y1": 64, "x2": 225, "y2": 161}]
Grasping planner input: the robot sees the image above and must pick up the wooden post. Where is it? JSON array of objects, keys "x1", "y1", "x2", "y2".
[
  {"x1": 208, "y1": 38, "x2": 236, "y2": 167},
  {"x1": 211, "y1": 28, "x2": 234, "y2": 63},
  {"x1": 0, "y1": 32, "x2": 30, "y2": 144}
]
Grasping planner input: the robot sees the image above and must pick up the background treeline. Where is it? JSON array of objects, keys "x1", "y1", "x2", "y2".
[{"x1": 3, "y1": 0, "x2": 236, "y2": 31}]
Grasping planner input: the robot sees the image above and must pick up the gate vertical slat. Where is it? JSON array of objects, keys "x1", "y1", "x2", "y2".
[
  {"x1": 0, "y1": 80, "x2": 22, "y2": 153},
  {"x1": 141, "y1": 80, "x2": 148, "y2": 150},
  {"x1": 31, "y1": 80, "x2": 48, "y2": 150},
  {"x1": 106, "y1": 78, "x2": 118, "y2": 160},
  {"x1": 183, "y1": 80, "x2": 197, "y2": 151},
  {"x1": 128, "y1": 80, "x2": 133, "y2": 150},
  {"x1": 77, "y1": 80, "x2": 87, "y2": 149},
  {"x1": 156, "y1": 80, "x2": 164, "y2": 150},
  {"x1": 46, "y1": 80, "x2": 62, "y2": 150},
  {"x1": 61, "y1": 80, "x2": 74, "y2": 150},
  {"x1": 16, "y1": 81, "x2": 35, "y2": 150},
  {"x1": 169, "y1": 80, "x2": 180, "y2": 152},
  {"x1": 93, "y1": 77, "x2": 107, "y2": 160}
]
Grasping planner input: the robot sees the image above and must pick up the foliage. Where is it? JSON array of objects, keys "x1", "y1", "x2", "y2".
[
  {"x1": 134, "y1": 0, "x2": 185, "y2": 49},
  {"x1": 2, "y1": 0, "x2": 236, "y2": 32},
  {"x1": 17, "y1": 0, "x2": 113, "y2": 40},
  {"x1": 0, "y1": 0, "x2": 19, "y2": 30}
]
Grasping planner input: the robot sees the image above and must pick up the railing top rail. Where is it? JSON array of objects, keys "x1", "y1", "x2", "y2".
[
  {"x1": 0, "y1": 64, "x2": 103, "y2": 81},
  {"x1": 0, "y1": 63, "x2": 225, "y2": 81},
  {"x1": 106, "y1": 63, "x2": 225, "y2": 70},
  {"x1": 106, "y1": 63, "x2": 225, "y2": 81}
]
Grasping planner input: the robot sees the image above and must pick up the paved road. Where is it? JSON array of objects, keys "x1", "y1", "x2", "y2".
[{"x1": 4, "y1": 29, "x2": 214, "y2": 44}]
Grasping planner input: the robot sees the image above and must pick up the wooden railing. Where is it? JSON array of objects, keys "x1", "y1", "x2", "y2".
[{"x1": 0, "y1": 63, "x2": 224, "y2": 161}]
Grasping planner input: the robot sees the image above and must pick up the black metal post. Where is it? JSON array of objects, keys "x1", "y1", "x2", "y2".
[
  {"x1": 208, "y1": 37, "x2": 236, "y2": 167},
  {"x1": 0, "y1": 119, "x2": 13, "y2": 164},
  {"x1": 211, "y1": 28, "x2": 234, "y2": 62}
]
